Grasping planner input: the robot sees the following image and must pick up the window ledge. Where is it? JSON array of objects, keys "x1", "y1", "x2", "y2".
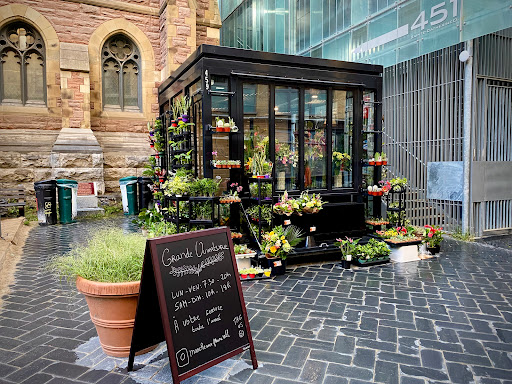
[
  {"x1": 101, "y1": 108, "x2": 144, "y2": 119},
  {"x1": 0, "y1": 104, "x2": 49, "y2": 115}
]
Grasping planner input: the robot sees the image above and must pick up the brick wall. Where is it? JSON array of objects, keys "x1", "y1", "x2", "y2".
[{"x1": 0, "y1": 0, "x2": 221, "y2": 195}]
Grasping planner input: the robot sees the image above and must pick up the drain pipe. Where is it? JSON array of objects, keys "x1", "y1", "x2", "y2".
[{"x1": 461, "y1": 40, "x2": 473, "y2": 234}]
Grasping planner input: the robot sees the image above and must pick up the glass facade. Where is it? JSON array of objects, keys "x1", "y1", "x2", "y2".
[{"x1": 220, "y1": 0, "x2": 512, "y2": 67}]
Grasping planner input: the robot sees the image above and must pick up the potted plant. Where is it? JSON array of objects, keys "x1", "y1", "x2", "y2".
[
  {"x1": 375, "y1": 152, "x2": 382, "y2": 166},
  {"x1": 260, "y1": 225, "x2": 304, "y2": 275},
  {"x1": 423, "y1": 225, "x2": 443, "y2": 254},
  {"x1": 335, "y1": 237, "x2": 360, "y2": 269},
  {"x1": 354, "y1": 238, "x2": 391, "y2": 266},
  {"x1": 162, "y1": 173, "x2": 191, "y2": 197},
  {"x1": 49, "y1": 228, "x2": 156, "y2": 357}
]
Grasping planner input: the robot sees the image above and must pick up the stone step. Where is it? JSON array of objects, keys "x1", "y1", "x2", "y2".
[{"x1": 77, "y1": 207, "x2": 104, "y2": 217}]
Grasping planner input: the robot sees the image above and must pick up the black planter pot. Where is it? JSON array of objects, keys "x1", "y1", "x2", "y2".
[
  {"x1": 426, "y1": 245, "x2": 440, "y2": 254},
  {"x1": 341, "y1": 260, "x2": 351, "y2": 269},
  {"x1": 265, "y1": 256, "x2": 287, "y2": 276}
]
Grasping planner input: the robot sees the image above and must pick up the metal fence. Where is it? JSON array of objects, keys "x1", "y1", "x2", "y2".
[
  {"x1": 472, "y1": 28, "x2": 512, "y2": 236},
  {"x1": 382, "y1": 44, "x2": 465, "y2": 231},
  {"x1": 383, "y1": 28, "x2": 512, "y2": 236}
]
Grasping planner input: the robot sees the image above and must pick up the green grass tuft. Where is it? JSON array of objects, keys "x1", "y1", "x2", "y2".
[
  {"x1": 449, "y1": 227, "x2": 475, "y2": 242},
  {"x1": 50, "y1": 228, "x2": 146, "y2": 283}
]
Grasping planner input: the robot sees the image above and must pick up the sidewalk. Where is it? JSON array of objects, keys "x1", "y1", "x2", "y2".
[{"x1": 0, "y1": 217, "x2": 511, "y2": 384}]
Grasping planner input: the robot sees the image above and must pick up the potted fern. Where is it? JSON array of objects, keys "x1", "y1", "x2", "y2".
[{"x1": 50, "y1": 228, "x2": 156, "y2": 357}]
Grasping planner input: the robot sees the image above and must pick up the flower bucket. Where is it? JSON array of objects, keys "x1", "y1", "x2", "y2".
[{"x1": 265, "y1": 255, "x2": 287, "y2": 276}]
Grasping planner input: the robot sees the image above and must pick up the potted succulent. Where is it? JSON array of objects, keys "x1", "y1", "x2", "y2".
[
  {"x1": 49, "y1": 228, "x2": 156, "y2": 357},
  {"x1": 260, "y1": 225, "x2": 304, "y2": 275},
  {"x1": 335, "y1": 237, "x2": 360, "y2": 269},
  {"x1": 423, "y1": 225, "x2": 444, "y2": 254}
]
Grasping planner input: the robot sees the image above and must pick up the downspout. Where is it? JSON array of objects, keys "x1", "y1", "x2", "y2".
[{"x1": 462, "y1": 40, "x2": 473, "y2": 234}]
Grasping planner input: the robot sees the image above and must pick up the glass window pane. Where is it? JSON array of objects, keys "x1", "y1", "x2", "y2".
[
  {"x1": 103, "y1": 59, "x2": 119, "y2": 107},
  {"x1": 2, "y1": 50, "x2": 21, "y2": 102},
  {"x1": 243, "y1": 83, "x2": 270, "y2": 176},
  {"x1": 123, "y1": 61, "x2": 138, "y2": 107},
  {"x1": 363, "y1": 90, "x2": 376, "y2": 192},
  {"x1": 26, "y1": 52, "x2": 44, "y2": 102},
  {"x1": 332, "y1": 90, "x2": 353, "y2": 189},
  {"x1": 310, "y1": 0, "x2": 322, "y2": 46},
  {"x1": 304, "y1": 89, "x2": 327, "y2": 189},
  {"x1": 211, "y1": 76, "x2": 230, "y2": 181},
  {"x1": 275, "y1": 86, "x2": 299, "y2": 191}
]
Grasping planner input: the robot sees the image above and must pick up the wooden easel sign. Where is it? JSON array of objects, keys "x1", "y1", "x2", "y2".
[{"x1": 128, "y1": 227, "x2": 258, "y2": 383}]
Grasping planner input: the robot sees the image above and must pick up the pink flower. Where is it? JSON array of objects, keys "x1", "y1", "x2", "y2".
[{"x1": 428, "y1": 232, "x2": 433, "y2": 238}]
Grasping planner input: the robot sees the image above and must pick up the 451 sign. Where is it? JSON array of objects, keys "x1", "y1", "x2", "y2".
[{"x1": 410, "y1": 0, "x2": 459, "y2": 37}]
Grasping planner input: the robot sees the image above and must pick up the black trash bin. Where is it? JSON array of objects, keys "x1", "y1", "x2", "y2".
[
  {"x1": 34, "y1": 180, "x2": 57, "y2": 225},
  {"x1": 137, "y1": 177, "x2": 153, "y2": 210}
]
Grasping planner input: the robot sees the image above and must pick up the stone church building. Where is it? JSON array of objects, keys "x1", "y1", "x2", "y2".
[{"x1": 0, "y1": 0, "x2": 221, "y2": 194}]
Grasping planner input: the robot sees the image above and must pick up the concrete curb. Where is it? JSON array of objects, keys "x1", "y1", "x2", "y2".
[{"x1": 0, "y1": 217, "x2": 25, "y2": 266}]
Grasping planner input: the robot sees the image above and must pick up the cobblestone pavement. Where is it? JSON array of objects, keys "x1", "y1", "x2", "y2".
[{"x1": 1, "y1": 217, "x2": 512, "y2": 384}]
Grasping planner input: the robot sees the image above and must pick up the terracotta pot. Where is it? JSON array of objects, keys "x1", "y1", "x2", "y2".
[
  {"x1": 76, "y1": 276, "x2": 157, "y2": 358},
  {"x1": 376, "y1": 161, "x2": 382, "y2": 166},
  {"x1": 383, "y1": 160, "x2": 388, "y2": 165},
  {"x1": 241, "y1": 274, "x2": 247, "y2": 279},
  {"x1": 249, "y1": 273, "x2": 256, "y2": 278}
]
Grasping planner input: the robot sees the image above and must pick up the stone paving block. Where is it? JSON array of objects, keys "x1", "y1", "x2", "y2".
[
  {"x1": 352, "y1": 348, "x2": 375, "y2": 369},
  {"x1": 399, "y1": 365, "x2": 449, "y2": 381},
  {"x1": 447, "y1": 362, "x2": 475, "y2": 384},
  {"x1": 282, "y1": 346, "x2": 310, "y2": 368},
  {"x1": 326, "y1": 363, "x2": 373, "y2": 381},
  {"x1": 254, "y1": 362, "x2": 301, "y2": 380},
  {"x1": 374, "y1": 360, "x2": 398, "y2": 384}
]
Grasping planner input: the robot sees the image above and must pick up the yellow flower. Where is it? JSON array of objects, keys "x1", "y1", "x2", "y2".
[
  {"x1": 270, "y1": 246, "x2": 277, "y2": 254},
  {"x1": 281, "y1": 235, "x2": 285, "y2": 240},
  {"x1": 269, "y1": 231, "x2": 274, "y2": 236}
]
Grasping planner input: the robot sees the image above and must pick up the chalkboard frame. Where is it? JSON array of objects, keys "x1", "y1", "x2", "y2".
[{"x1": 127, "y1": 227, "x2": 258, "y2": 383}]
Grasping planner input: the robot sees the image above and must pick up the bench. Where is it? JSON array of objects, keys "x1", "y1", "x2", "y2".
[{"x1": 0, "y1": 185, "x2": 26, "y2": 217}]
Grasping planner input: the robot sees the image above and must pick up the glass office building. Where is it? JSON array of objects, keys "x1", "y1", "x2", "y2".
[{"x1": 219, "y1": 0, "x2": 512, "y2": 237}]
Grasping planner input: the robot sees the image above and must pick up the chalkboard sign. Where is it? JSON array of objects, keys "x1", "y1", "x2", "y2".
[{"x1": 128, "y1": 227, "x2": 257, "y2": 383}]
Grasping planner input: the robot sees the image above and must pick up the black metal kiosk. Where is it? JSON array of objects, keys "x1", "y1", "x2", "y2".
[{"x1": 158, "y1": 45, "x2": 383, "y2": 258}]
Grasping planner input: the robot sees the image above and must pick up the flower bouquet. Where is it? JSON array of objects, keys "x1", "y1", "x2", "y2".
[
  {"x1": 298, "y1": 191, "x2": 325, "y2": 214},
  {"x1": 260, "y1": 225, "x2": 304, "y2": 261},
  {"x1": 273, "y1": 191, "x2": 295, "y2": 216}
]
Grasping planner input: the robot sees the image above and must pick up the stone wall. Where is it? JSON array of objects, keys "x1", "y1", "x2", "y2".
[{"x1": 0, "y1": 0, "x2": 221, "y2": 197}]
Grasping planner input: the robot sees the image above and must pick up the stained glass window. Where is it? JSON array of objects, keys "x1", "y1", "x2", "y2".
[
  {"x1": 0, "y1": 22, "x2": 45, "y2": 105},
  {"x1": 101, "y1": 34, "x2": 141, "y2": 111}
]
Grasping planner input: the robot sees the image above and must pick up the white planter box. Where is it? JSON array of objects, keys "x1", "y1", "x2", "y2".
[
  {"x1": 235, "y1": 252, "x2": 256, "y2": 270},
  {"x1": 389, "y1": 244, "x2": 420, "y2": 263}
]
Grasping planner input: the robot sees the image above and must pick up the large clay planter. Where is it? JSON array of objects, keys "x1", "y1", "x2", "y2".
[{"x1": 76, "y1": 276, "x2": 156, "y2": 357}]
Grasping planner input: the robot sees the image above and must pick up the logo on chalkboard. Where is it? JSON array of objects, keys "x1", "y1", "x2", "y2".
[{"x1": 176, "y1": 348, "x2": 189, "y2": 367}]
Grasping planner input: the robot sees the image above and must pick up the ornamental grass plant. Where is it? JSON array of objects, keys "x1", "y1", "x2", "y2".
[{"x1": 50, "y1": 228, "x2": 146, "y2": 283}]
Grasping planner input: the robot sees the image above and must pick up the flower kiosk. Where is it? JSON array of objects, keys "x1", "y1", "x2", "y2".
[{"x1": 156, "y1": 44, "x2": 384, "y2": 263}]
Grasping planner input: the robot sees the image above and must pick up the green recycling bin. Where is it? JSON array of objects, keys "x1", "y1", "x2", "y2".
[
  {"x1": 119, "y1": 176, "x2": 138, "y2": 215},
  {"x1": 56, "y1": 179, "x2": 78, "y2": 224}
]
